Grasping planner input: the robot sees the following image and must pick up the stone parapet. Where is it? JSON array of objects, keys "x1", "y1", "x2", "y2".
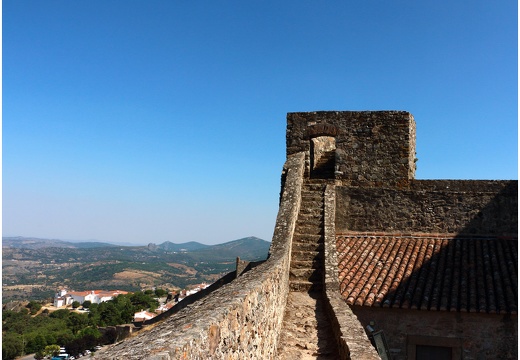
[
  {"x1": 323, "y1": 184, "x2": 381, "y2": 360},
  {"x1": 93, "y1": 153, "x2": 305, "y2": 360},
  {"x1": 336, "y1": 180, "x2": 517, "y2": 235}
]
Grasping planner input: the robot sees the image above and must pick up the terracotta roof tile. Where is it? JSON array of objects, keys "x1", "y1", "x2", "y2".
[{"x1": 337, "y1": 233, "x2": 518, "y2": 314}]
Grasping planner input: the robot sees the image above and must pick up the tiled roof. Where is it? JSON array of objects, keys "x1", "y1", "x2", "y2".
[
  {"x1": 98, "y1": 290, "x2": 128, "y2": 297},
  {"x1": 337, "y1": 233, "x2": 517, "y2": 314},
  {"x1": 134, "y1": 311, "x2": 156, "y2": 321},
  {"x1": 69, "y1": 291, "x2": 93, "y2": 296}
]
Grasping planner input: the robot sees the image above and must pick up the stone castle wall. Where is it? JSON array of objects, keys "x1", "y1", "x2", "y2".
[
  {"x1": 352, "y1": 306, "x2": 517, "y2": 360},
  {"x1": 94, "y1": 151, "x2": 377, "y2": 360},
  {"x1": 287, "y1": 111, "x2": 416, "y2": 187},
  {"x1": 94, "y1": 110, "x2": 516, "y2": 359},
  {"x1": 336, "y1": 180, "x2": 517, "y2": 235}
]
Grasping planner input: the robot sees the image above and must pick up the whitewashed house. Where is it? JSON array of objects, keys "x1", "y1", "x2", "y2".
[
  {"x1": 53, "y1": 288, "x2": 129, "y2": 307},
  {"x1": 133, "y1": 310, "x2": 156, "y2": 322}
]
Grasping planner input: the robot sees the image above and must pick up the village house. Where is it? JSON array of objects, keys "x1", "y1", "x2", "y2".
[
  {"x1": 53, "y1": 288, "x2": 74, "y2": 308},
  {"x1": 133, "y1": 310, "x2": 156, "y2": 322},
  {"x1": 186, "y1": 283, "x2": 209, "y2": 296},
  {"x1": 155, "y1": 302, "x2": 174, "y2": 314},
  {"x1": 53, "y1": 288, "x2": 128, "y2": 307},
  {"x1": 174, "y1": 283, "x2": 209, "y2": 302}
]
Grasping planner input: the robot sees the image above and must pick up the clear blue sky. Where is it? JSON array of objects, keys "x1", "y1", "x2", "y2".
[{"x1": 3, "y1": 1, "x2": 517, "y2": 245}]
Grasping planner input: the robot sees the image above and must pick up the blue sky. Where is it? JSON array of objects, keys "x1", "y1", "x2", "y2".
[{"x1": 3, "y1": 1, "x2": 517, "y2": 245}]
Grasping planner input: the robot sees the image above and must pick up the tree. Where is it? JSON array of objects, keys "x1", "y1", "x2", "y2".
[
  {"x1": 154, "y1": 288, "x2": 168, "y2": 297},
  {"x1": 67, "y1": 312, "x2": 89, "y2": 335},
  {"x1": 111, "y1": 294, "x2": 136, "y2": 323},
  {"x1": 65, "y1": 327, "x2": 101, "y2": 356},
  {"x1": 50, "y1": 308, "x2": 70, "y2": 319},
  {"x1": 87, "y1": 303, "x2": 100, "y2": 326},
  {"x1": 97, "y1": 302, "x2": 122, "y2": 326},
  {"x1": 26, "y1": 300, "x2": 43, "y2": 315},
  {"x1": 78, "y1": 326, "x2": 101, "y2": 339},
  {"x1": 43, "y1": 344, "x2": 61, "y2": 358},
  {"x1": 129, "y1": 292, "x2": 159, "y2": 312},
  {"x1": 26, "y1": 332, "x2": 47, "y2": 354},
  {"x1": 72, "y1": 301, "x2": 81, "y2": 309},
  {"x1": 81, "y1": 333, "x2": 99, "y2": 351},
  {"x1": 82, "y1": 300, "x2": 92, "y2": 308},
  {"x1": 64, "y1": 338, "x2": 84, "y2": 357},
  {"x1": 56, "y1": 331, "x2": 74, "y2": 347},
  {"x1": 2, "y1": 310, "x2": 31, "y2": 334},
  {"x1": 44, "y1": 332, "x2": 57, "y2": 347},
  {"x1": 2, "y1": 332, "x2": 23, "y2": 360}
]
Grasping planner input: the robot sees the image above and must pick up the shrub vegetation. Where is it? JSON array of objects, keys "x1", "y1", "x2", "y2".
[{"x1": 2, "y1": 291, "x2": 160, "y2": 359}]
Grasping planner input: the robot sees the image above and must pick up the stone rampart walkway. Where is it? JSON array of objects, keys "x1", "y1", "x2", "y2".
[
  {"x1": 276, "y1": 181, "x2": 341, "y2": 359},
  {"x1": 277, "y1": 292, "x2": 340, "y2": 359}
]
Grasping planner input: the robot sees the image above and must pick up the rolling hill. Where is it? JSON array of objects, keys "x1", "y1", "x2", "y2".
[{"x1": 2, "y1": 236, "x2": 271, "y2": 303}]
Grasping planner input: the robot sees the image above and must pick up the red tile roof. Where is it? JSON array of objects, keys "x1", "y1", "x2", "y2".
[
  {"x1": 337, "y1": 233, "x2": 517, "y2": 314},
  {"x1": 68, "y1": 291, "x2": 93, "y2": 296},
  {"x1": 98, "y1": 290, "x2": 128, "y2": 297}
]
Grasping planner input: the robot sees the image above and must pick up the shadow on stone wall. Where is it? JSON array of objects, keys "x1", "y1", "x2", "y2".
[
  {"x1": 343, "y1": 181, "x2": 517, "y2": 358},
  {"x1": 376, "y1": 181, "x2": 516, "y2": 312}
]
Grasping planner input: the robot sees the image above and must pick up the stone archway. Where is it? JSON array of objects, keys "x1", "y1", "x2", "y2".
[
  {"x1": 307, "y1": 123, "x2": 338, "y2": 179},
  {"x1": 310, "y1": 135, "x2": 336, "y2": 178}
]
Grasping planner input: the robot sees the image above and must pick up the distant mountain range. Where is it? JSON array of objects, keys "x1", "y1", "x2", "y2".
[
  {"x1": 3, "y1": 236, "x2": 119, "y2": 249},
  {"x1": 155, "y1": 241, "x2": 209, "y2": 252},
  {"x1": 2, "y1": 236, "x2": 270, "y2": 252},
  {"x1": 187, "y1": 237, "x2": 272, "y2": 260},
  {"x1": 2, "y1": 236, "x2": 271, "y2": 303}
]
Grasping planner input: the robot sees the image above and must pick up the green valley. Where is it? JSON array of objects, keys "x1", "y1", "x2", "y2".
[{"x1": 2, "y1": 236, "x2": 270, "y2": 303}]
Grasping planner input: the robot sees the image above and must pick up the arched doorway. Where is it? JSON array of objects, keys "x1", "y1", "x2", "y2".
[{"x1": 310, "y1": 135, "x2": 336, "y2": 179}]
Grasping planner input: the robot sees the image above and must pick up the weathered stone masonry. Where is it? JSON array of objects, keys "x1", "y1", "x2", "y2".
[
  {"x1": 323, "y1": 184, "x2": 378, "y2": 359},
  {"x1": 95, "y1": 110, "x2": 516, "y2": 359},
  {"x1": 289, "y1": 111, "x2": 517, "y2": 359},
  {"x1": 336, "y1": 180, "x2": 517, "y2": 235},
  {"x1": 286, "y1": 111, "x2": 416, "y2": 186}
]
